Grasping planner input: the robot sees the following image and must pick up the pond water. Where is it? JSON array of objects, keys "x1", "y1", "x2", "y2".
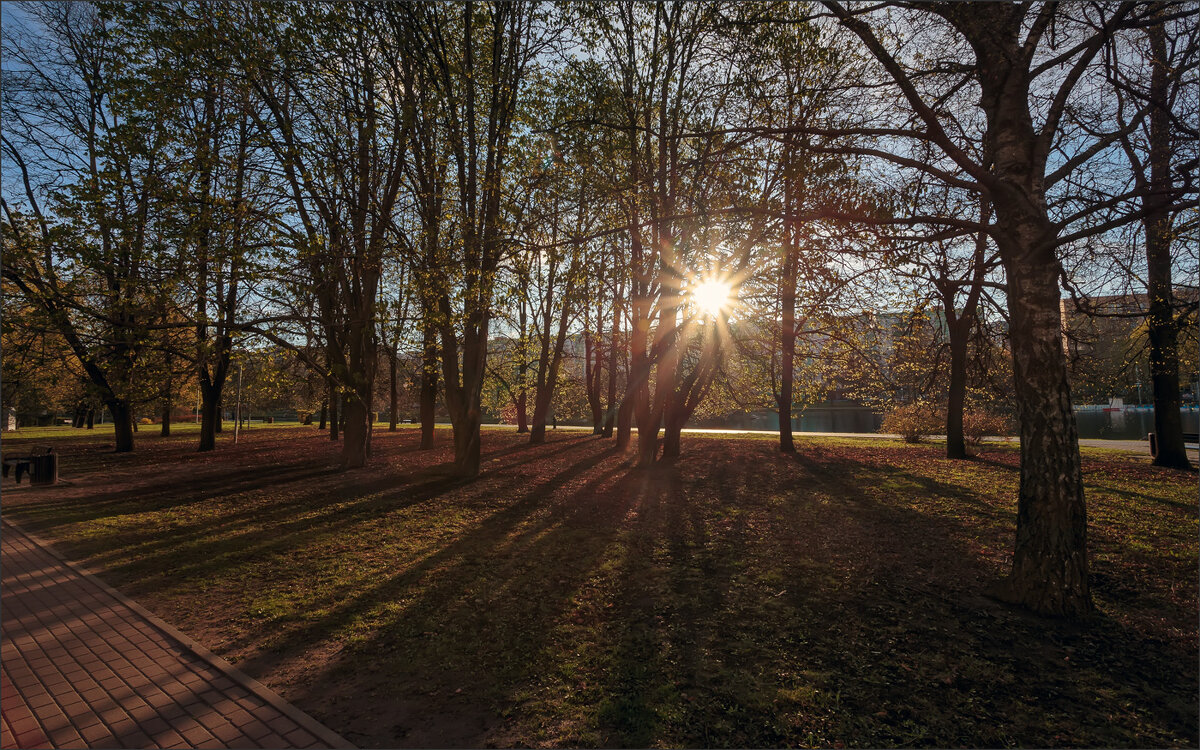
[{"x1": 1074, "y1": 407, "x2": 1199, "y2": 441}]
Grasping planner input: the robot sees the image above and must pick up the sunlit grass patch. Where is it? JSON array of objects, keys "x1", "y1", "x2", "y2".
[{"x1": 2, "y1": 428, "x2": 1195, "y2": 748}]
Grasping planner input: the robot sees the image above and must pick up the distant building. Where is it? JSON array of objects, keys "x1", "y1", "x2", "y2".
[{"x1": 1059, "y1": 289, "x2": 1199, "y2": 405}]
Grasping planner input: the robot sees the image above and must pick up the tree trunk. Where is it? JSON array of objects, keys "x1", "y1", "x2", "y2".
[
  {"x1": 342, "y1": 398, "x2": 369, "y2": 468},
  {"x1": 585, "y1": 320, "x2": 604, "y2": 434},
  {"x1": 453, "y1": 407, "x2": 482, "y2": 477},
  {"x1": 420, "y1": 322, "x2": 438, "y2": 450},
  {"x1": 516, "y1": 391, "x2": 529, "y2": 434},
  {"x1": 108, "y1": 399, "x2": 135, "y2": 453},
  {"x1": 630, "y1": 319, "x2": 655, "y2": 462},
  {"x1": 85, "y1": 408, "x2": 95, "y2": 429},
  {"x1": 590, "y1": 383, "x2": 604, "y2": 435},
  {"x1": 1144, "y1": 21, "x2": 1191, "y2": 470},
  {"x1": 604, "y1": 300, "x2": 621, "y2": 438},
  {"x1": 998, "y1": 244, "x2": 1091, "y2": 617},
  {"x1": 529, "y1": 396, "x2": 549, "y2": 444},
  {"x1": 643, "y1": 300, "x2": 679, "y2": 465},
  {"x1": 199, "y1": 383, "x2": 221, "y2": 452},
  {"x1": 531, "y1": 299, "x2": 573, "y2": 445},
  {"x1": 318, "y1": 399, "x2": 328, "y2": 430},
  {"x1": 329, "y1": 389, "x2": 340, "y2": 442},
  {"x1": 661, "y1": 412, "x2": 683, "y2": 459},
  {"x1": 338, "y1": 319, "x2": 377, "y2": 468},
  {"x1": 945, "y1": 319, "x2": 969, "y2": 460},
  {"x1": 778, "y1": 235, "x2": 798, "y2": 454},
  {"x1": 160, "y1": 405, "x2": 171, "y2": 437},
  {"x1": 516, "y1": 292, "x2": 530, "y2": 434},
  {"x1": 389, "y1": 347, "x2": 399, "y2": 432}
]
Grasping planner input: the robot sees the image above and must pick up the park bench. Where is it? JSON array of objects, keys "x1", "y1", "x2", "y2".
[
  {"x1": 1148, "y1": 431, "x2": 1200, "y2": 458},
  {"x1": 2, "y1": 445, "x2": 58, "y2": 485}
]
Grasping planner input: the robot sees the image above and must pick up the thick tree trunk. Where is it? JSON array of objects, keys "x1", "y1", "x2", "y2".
[
  {"x1": 590, "y1": 387, "x2": 604, "y2": 435},
  {"x1": 516, "y1": 392, "x2": 529, "y2": 434},
  {"x1": 453, "y1": 407, "x2": 483, "y2": 477},
  {"x1": 529, "y1": 395, "x2": 549, "y2": 444},
  {"x1": 1144, "y1": 22, "x2": 1191, "y2": 470},
  {"x1": 342, "y1": 398, "x2": 369, "y2": 469},
  {"x1": 779, "y1": 243, "x2": 798, "y2": 454},
  {"x1": 615, "y1": 394, "x2": 634, "y2": 450},
  {"x1": 1148, "y1": 292, "x2": 1189, "y2": 469},
  {"x1": 999, "y1": 245, "x2": 1091, "y2": 617},
  {"x1": 643, "y1": 301, "x2": 680, "y2": 464},
  {"x1": 631, "y1": 319, "x2": 656, "y2": 463},
  {"x1": 338, "y1": 323, "x2": 377, "y2": 467},
  {"x1": 160, "y1": 405, "x2": 171, "y2": 437},
  {"x1": 444, "y1": 309, "x2": 488, "y2": 478},
  {"x1": 85, "y1": 409, "x2": 94, "y2": 429},
  {"x1": 661, "y1": 413, "x2": 683, "y2": 460},
  {"x1": 945, "y1": 320, "x2": 969, "y2": 460},
  {"x1": 108, "y1": 399, "x2": 135, "y2": 453},
  {"x1": 318, "y1": 400, "x2": 328, "y2": 430},
  {"x1": 199, "y1": 384, "x2": 221, "y2": 452}
]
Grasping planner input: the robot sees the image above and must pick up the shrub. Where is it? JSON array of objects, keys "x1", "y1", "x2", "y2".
[
  {"x1": 962, "y1": 409, "x2": 1011, "y2": 446},
  {"x1": 881, "y1": 402, "x2": 941, "y2": 443},
  {"x1": 138, "y1": 417, "x2": 154, "y2": 425}
]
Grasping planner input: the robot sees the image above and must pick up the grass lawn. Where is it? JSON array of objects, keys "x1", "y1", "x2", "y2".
[{"x1": 2, "y1": 426, "x2": 1196, "y2": 748}]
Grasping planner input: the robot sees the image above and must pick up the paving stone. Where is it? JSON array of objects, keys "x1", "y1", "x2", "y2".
[{"x1": 2, "y1": 520, "x2": 352, "y2": 749}]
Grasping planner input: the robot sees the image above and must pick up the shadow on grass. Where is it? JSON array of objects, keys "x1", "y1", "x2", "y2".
[{"x1": 4, "y1": 430, "x2": 1195, "y2": 748}]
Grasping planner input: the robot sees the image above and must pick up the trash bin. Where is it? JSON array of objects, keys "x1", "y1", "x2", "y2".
[{"x1": 30, "y1": 452, "x2": 58, "y2": 485}]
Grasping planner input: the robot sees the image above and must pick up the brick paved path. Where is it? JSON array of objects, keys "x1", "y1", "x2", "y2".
[{"x1": 1, "y1": 520, "x2": 351, "y2": 749}]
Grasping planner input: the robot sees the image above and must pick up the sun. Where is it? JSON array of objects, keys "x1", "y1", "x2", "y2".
[{"x1": 692, "y1": 278, "x2": 734, "y2": 318}]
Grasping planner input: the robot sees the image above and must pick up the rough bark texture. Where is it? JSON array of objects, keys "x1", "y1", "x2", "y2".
[
  {"x1": 516, "y1": 392, "x2": 529, "y2": 434},
  {"x1": 778, "y1": 219, "x2": 799, "y2": 454},
  {"x1": 1000, "y1": 254, "x2": 1091, "y2": 617},
  {"x1": 199, "y1": 384, "x2": 221, "y2": 451},
  {"x1": 1143, "y1": 22, "x2": 1191, "y2": 470},
  {"x1": 615, "y1": 394, "x2": 634, "y2": 450},
  {"x1": 108, "y1": 399, "x2": 135, "y2": 453},
  {"x1": 160, "y1": 405, "x2": 171, "y2": 437},
  {"x1": 341, "y1": 398, "x2": 370, "y2": 469}
]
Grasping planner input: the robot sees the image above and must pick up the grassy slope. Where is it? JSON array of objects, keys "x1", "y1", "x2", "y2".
[{"x1": 2, "y1": 426, "x2": 1195, "y2": 748}]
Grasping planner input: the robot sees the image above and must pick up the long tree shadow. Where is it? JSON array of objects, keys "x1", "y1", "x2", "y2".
[{"x1": 7, "y1": 430, "x2": 1194, "y2": 748}]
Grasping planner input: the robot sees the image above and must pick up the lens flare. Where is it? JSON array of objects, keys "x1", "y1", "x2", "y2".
[{"x1": 693, "y1": 278, "x2": 733, "y2": 317}]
